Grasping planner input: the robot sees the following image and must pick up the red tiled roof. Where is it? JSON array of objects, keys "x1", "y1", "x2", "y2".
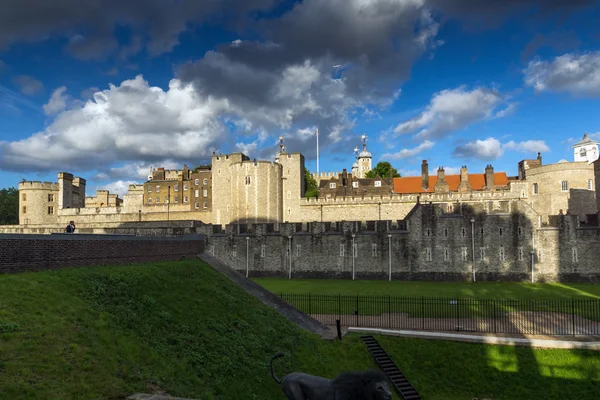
[{"x1": 393, "y1": 172, "x2": 509, "y2": 194}]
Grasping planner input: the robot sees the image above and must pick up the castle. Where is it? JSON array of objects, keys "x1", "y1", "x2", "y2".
[{"x1": 9, "y1": 133, "x2": 598, "y2": 231}]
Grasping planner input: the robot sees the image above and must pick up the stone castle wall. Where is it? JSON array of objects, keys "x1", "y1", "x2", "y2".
[
  {"x1": 203, "y1": 201, "x2": 600, "y2": 282},
  {"x1": 0, "y1": 233, "x2": 204, "y2": 274}
]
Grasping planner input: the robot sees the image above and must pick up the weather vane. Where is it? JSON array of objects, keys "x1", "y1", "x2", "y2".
[
  {"x1": 278, "y1": 134, "x2": 286, "y2": 153},
  {"x1": 361, "y1": 134, "x2": 367, "y2": 150}
]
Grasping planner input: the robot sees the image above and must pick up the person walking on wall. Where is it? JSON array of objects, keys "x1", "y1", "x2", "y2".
[{"x1": 65, "y1": 221, "x2": 76, "y2": 233}]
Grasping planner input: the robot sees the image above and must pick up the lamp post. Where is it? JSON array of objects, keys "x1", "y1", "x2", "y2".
[
  {"x1": 387, "y1": 234, "x2": 392, "y2": 281},
  {"x1": 246, "y1": 236, "x2": 250, "y2": 278},
  {"x1": 531, "y1": 230, "x2": 535, "y2": 283},
  {"x1": 167, "y1": 186, "x2": 171, "y2": 221},
  {"x1": 288, "y1": 236, "x2": 292, "y2": 279},
  {"x1": 470, "y1": 217, "x2": 476, "y2": 282},
  {"x1": 351, "y1": 234, "x2": 356, "y2": 280}
]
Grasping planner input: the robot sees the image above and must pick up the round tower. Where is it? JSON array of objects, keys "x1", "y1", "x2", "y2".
[{"x1": 357, "y1": 134, "x2": 372, "y2": 178}]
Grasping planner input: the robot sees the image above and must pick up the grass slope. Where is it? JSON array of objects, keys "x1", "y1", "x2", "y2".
[
  {"x1": 0, "y1": 259, "x2": 598, "y2": 399},
  {"x1": 253, "y1": 278, "x2": 600, "y2": 299}
]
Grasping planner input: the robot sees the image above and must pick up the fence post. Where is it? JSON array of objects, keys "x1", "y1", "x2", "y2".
[
  {"x1": 339, "y1": 294, "x2": 341, "y2": 323},
  {"x1": 388, "y1": 295, "x2": 391, "y2": 329},
  {"x1": 572, "y1": 298, "x2": 576, "y2": 336},
  {"x1": 421, "y1": 297, "x2": 425, "y2": 330},
  {"x1": 493, "y1": 299, "x2": 497, "y2": 334},
  {"x1": 356, "y1": 294, "x2": 359, "y2": 326},
  {"x1": 456, "y1": 297, "x2": 459, "y2": 332},
  {"x1": 309, "y1": 293, "x2": 311, "y2": 315}
]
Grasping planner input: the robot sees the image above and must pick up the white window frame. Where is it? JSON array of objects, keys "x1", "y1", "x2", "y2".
[
  {"x1": 374, "y1": 180, "x2": 382, "y2": 187},
  {"x1": 148, "y1": 186, "x2": 152, "y2": 193},
  {"x1": 183, "y1": 196, "x2": 188, "y2": 203},
  {"x1": 203, "y1": 201, "x2": 207, "y2": 209},
  {"x1": 195, "y1": 189, "x2": 199, "y2": 198},
  {"x1": 203, "y1": 178, "x2": 208, "y2": 185},
  {"x1": 561, "y1": 180, "x2": 568, "y2": 192},
  {"x1": 330, "y1": 182, "x2": 336, "y2": 189},
  {"x1": 203, "y1": 189, "x2": 208, "y2": 198},
  {"x1": 194, "y1": 178, "x2": 199, "y2": 185},
  {"x1": 156, "y1": 197, "x2": 160, "y2": 204},
  {"x1": 156, "y1": 185, "x2": 160, "y2": 192},
  {"x1": 183, "y1": 183, "x2": 188, "y2": 191},
  {"x1": 174, "y1": 184, "x2": 179, "y2": 192},
  {"x1": 461, "y1": 247, "x2": 468, "y2": 261},
  {"x1": 533, "y1": 183, "x2": 538, "y2": 195},
  {"x1": 352, "y1": 181, "x2": 359, "y2": 188},
  {"x1": 148, "y1": 198, "x2": 152, "y2": 204},
  {"x1": 174, "y1": 196, "x2": 179, "y2": 204},
  {"x1": 195, "y1": 202, "x2": 199, "y2": 209},
  {"x1": 588, "y1": 179, "x2": 593, "y2": 190}
]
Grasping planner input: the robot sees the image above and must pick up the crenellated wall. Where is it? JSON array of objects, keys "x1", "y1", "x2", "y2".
[{"x1": 202, "y1": 201, "x2": 600, "y2": 282}]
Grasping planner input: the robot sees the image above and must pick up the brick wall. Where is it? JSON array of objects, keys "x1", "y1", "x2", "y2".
[{"x1": 0, "y1": 234, "x2": 205, "y2": 274}]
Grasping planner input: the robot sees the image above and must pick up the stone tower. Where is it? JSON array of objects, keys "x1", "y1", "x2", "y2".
[
  {"x1": 357, "y1": 134, "x2": 372, "y2": 178},
  {"x1": 572, "y1": 132, "x2": 599, "y2": 164},
  {"x1": 277, "y1": 141, "x2": 305, "y2": 223}
]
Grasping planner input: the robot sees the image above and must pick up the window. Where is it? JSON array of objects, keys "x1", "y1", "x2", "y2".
[
  {"x1": 195, "y1": 202, "x2": 199, "y2": 209},
  {"x1": 444, "y1": 247, "x2": 450, "y2": 261},
  {"x1": 22, "y1": 193, "x2": 26, "y2": 201},
  {"x1": 425, "y1": 247, "x2": 432, "y2": 261},
  {"x1": 261, "y1": 245, "x2": 266, "y2": 258},
  {"x1": 518, "y1": 227, "x2": 522, "y2": 236},
  {"x1": 461, "y1": 228, "x2": 466, "y2": 237},
  {"x1": 374, "y1": 180, "x2": 381, "y2": 187},
  {"x1": 339, "y1": 244, "x2": 345, "y2": 257},
  {"x1": 518, "y1": 246, "x2": 523, "y2": 261},
  {"x1": 195, "y1": 189, "x2": 199, "y2": 198},
  {"x1": 296, "y1": 245, "x2": 301, "y2": 257},
  {"x1": 48, "y1": 194, "x2": 54, "y2": 202},
  {"x1": 352, "y1": 181, "x2": 359, "y2": 188},
  {"x1": 447, "y1": 203, "x2": 453, "y2": 213},
  {"x1": 499, "y1": 228, "x2": 503, "y2": 237},
  {"x1": 194, "y1": 178, "x2": 199, "y2": 185},
  {"x1": 148, "y1": 186, "x2": 152, "y2": 193},
  {"x1": 479, "y1": 247, "x2": 486, "y2": 261},
  {"x1": 425, "y1": 228, "x2": 431, "y2": 237},
  {"x1": 561, "y1": 180, "x2": 568, "y2": 192},
  {"x1": 461, "y1": 247, "x2": 468, "y2": 261},
  {"x1": 572, "y1": 248, "x2": 578, "y2": 263},
  {"x1": 443, "y1": 228, "x2": 448, "y2": 237},
  {"x1": 533, "y1": 183, "x2": 538, "y2": 195},
  {"x1": 203, "y1": 189, "x2": 208, "y2": 198},
  {"x1": 47, "y1": 206, "x2": 54, "y2": 214},
  {"x1": 232, "y1": 245, "x2": 237, "y2": 257},
  {"x1": 22, "y1": 206, "x2": 26, "y2": 214},
  {"x1": 174, "y1": 196, "x2": 179, "y2": 204},
  {"x1": 537, "y1": 249, "x2": 542, "y2": 262},
  {"x1": 588, "y1": 179, "x2": 594, "y2": 190},
  {"x1": 183, "y1": 196, "x2": 188, "y2": 203},
  {"x1": 480, "y1": 228, "x2": 484, "y2": 236},
  {"x1": 329, "y1": 182, "x2": 336, "y2": 189},
  {"x1": 183, "y1": 183, "x2": 188, "y2": 191},
  {"x1": 156, "y1": 185, "x2": 160, "y2": 192},
  {"x1": 371, "y1": 243, "x2": 377, "y2": 257},
  {"x1": 499, "y1": 245, "x2": 505, "y2": 261},
  {"x1": 156, "y1": 197, "x2": 160, "y2": 204},
  {"x1": 245, "y1": 176, "x2": 251, "y2": 185},
  {"x1": 174, "y1": 184, "x2": 179, "y2": 192},
  {"x1": 203, "y1": 201, "x2": 207, "y2": 208},
  {"x1": 147, "y1": 198, "x2": 152, "y2": 204},
  {"x1": 203, "y1": 178, "x2": 208, "y2": 185}
]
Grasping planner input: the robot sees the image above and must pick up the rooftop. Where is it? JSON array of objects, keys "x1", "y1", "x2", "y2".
[{"x1": 393, "y1": 172, "x2": 509, "y2": 194}]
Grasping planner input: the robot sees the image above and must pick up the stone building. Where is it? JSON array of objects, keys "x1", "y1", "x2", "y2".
[
  {"x1": 572, "y1": 132, "x2": 599, "y2": 164},
  {"x1": 318, "y1": 169, "x2": 394, "y2": 198}
]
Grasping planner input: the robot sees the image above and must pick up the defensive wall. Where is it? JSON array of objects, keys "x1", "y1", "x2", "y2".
[
  {"x1": 202, "y1": 201, "x2": 600, "y2": 283},
  {"x1": 0, "y1": 233, "x2": 204, "y2": 274}
]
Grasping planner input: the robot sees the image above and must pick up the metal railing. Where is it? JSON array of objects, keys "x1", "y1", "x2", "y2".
[{"x1": 279, "y1": 294, "x2": 600, "y2": 336}]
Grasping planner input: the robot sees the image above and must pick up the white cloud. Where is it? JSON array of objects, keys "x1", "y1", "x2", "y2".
[
  {"x1": 380, "y1": 140, "x2": 435, "y2": 160},
  {"x1": 0, "y1": 75, "x2": 229, "y2": 172},
  {"x1": 394, "y1": 86, "x2": 514, "y2": 140},
  {"x1": 453, "y1": 137, "x2": 550, "y2": 160},
  {"x1": 97, "y1": 180, "x2": 139, "y2": 197},
  {"x1": 442, "y1": 166, "x2": 461, "y2": 175},
  {"x1": 43, "y1": 86, "x2": 71, "y2": 115},
  {"x1": 523, "y1": 51, "x2": 600, "y2": 97}
]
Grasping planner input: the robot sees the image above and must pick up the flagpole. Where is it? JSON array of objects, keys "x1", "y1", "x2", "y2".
[{"x1": 316, "y1": 128, "x2": 319, "y2": 174}]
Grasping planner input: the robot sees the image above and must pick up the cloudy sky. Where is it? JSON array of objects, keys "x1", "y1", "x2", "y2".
[{"x1": 0, "y1": 0, "x2": 599, "y2": 195}]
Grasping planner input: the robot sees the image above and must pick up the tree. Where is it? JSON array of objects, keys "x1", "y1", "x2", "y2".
[
  {"x1": 365, "y1": 161, "x2": 400, "y2": 178},
  {"x1": 304, "y1": 167, "x2": 318, "y2": 198},
  {"x1": 0, "y1": 187, "x2": 19, "y2": 225},
  {"x1": 193, "y1": 164, "x2": 211, "y2": 173}
]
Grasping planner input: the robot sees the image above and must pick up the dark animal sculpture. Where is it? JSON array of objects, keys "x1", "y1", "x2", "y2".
[{"x1": 270, "y1": 351, "x2": 393, "y2": 400}]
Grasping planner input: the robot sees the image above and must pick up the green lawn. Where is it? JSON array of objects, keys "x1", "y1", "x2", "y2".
[
  {"x1": 0, "y1": 260, "x2": 598, "y2": 399},
  {"x1": 252, "y1": 278, "x2": 600, "y2": 299}
]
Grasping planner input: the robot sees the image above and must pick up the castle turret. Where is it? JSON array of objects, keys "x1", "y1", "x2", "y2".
[
  {"x1": 58, "y1": 172, "x2": 74, "y2": 209},
  {"x1": 457, "y1": 165, "x2": 472, "y2": 193},
  {"x1": 421, "y1": 160, "x2": 429, "y2": 190},
  {"x1": 357, "y1": 134, "x2": 372, "y2": 178}
]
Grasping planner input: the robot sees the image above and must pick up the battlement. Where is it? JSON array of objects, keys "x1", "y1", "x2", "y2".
[
  {"x1": 232, "y1": 160, "x2": 281, "y2": 169},
  {"x1": 18, "y1": 181, "x2": 58, "y2": 190},
  {"x1": 312, "y1": 172, "x2": 340, "y2": 179},
  {"x1": 58, "y1": 172, "x2": 74, "y2": 180}
]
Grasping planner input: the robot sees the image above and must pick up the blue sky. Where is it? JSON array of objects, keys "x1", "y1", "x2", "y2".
[{"x1": 0, "y1": 0, "x2": 599, "y2": 195}]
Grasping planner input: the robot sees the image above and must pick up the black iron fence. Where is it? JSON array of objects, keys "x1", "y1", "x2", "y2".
[{"x1": 279, "y1": 294, "x2": 600, "y2": 336}]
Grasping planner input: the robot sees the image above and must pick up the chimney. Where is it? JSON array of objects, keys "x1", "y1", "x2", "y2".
[
  {"x1": 342, "y1": 168, "x2": 348, "y2": 186},
  {"x1": 421, "y1": 160, "x2": 429, "y2": 190},
  {"x1": 434, "y1": 167, "x2": 450, "y2": 193},
  {"x1": 537, "y1": 152, "x2": 542, "y2": 165},
  {"x1": 485, "y1": 164, "x2": 495, "y2": 191},
  {"x1": 457, "y1": 165, "x2": 472, "y2": 193}
]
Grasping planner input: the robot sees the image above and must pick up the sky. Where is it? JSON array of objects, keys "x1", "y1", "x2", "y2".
[{"x1": 0, "y1": 0, "x2": 600, "y2": 196}]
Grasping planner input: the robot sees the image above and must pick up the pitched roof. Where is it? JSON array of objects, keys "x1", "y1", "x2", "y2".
[
  {"x1": 393, "y1": 172, "x2": 509, "y2": 194},
  {"x1": 572, "y1": 133, "x2": 599, "y2": 147}
]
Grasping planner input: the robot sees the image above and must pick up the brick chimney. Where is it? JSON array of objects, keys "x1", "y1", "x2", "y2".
[
  {"x1": 457, "y1": 165, "x2": 472, "y2": 193},
  {"x1": 342, "y1": 168, "x2": 348, "y2": 187},
  {"x1": 421, "y1": 160, "x2": 429, "y2": 190},
  {"x1": 484, "y1": 164, "x2": 495, "y2": 191},
  {"x1": 434, "y1": 167, "x2": 450, "y2": 193}
]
